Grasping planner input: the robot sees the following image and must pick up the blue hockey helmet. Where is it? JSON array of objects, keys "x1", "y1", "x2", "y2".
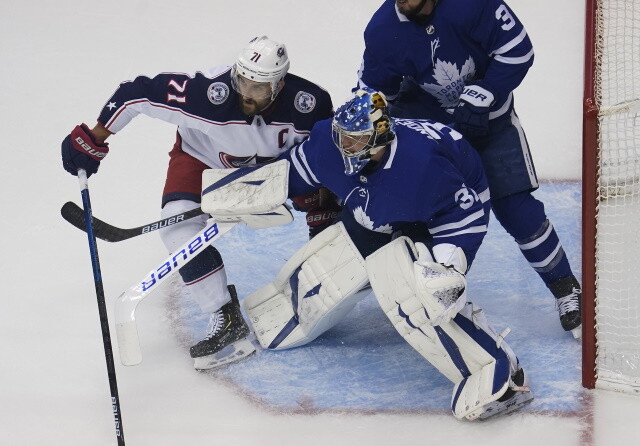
[{"x1": 331, "y1": 89, "x2": 395, "y2": 176}]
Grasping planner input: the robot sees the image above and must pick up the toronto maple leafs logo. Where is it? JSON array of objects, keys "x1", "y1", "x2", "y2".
[
  {"x1": 420, "y1": 57, "x2": 476, "y2": 108},
  {"x1": 346, "y1": 187, "x2": 393, "y2": 234}
]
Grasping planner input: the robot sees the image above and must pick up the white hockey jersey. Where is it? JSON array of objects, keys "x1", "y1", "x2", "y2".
[{"x1": 98, "y1": 66, "x2": 333, "y2": 169}]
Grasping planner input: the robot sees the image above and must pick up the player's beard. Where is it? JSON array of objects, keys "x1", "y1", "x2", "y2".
[
  {"x1": 239, "y1": 95, "x2": 272, "y2": 116},
  {"x1": 396, "y1": 0, "x2": 433, "y2": 20}
]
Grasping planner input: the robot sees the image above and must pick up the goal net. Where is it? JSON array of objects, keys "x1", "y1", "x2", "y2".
[{"x1": 583, "y1": 0, "x2": 640, "y2": 393}]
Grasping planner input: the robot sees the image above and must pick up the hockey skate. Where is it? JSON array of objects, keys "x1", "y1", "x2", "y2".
[
  {"x1": 190, "y1": 285, "x2": 256, "y2": 370},
  {"x1": 549, "y1": 276, "x2": 582, "y2": 339},
  {"x1": 476, "y1": 368, "x2": 534, "y2": 421}
]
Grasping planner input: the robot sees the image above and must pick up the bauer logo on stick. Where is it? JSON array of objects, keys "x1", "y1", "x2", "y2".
[{"x1": 141, "y1": 223, "x2": 220, "y2": 292}]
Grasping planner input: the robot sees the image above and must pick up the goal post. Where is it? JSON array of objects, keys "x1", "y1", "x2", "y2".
[{"x1": 582, "y1": 0, "x2": 640, "y2": 393}]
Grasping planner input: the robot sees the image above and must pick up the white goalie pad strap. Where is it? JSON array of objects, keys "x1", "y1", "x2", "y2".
[
  {"x1": 451, "y1": 357, "x2": 511, "y2": 420},
  {"x1": 201, "y1": 159, "x2": 289, "y2": 216},
  {"x1": 243, "y1": 222, "x2": 370, "y2": 349},
  {"x1": 366, "y1": 237, "x2": 518, "y2": 383}
]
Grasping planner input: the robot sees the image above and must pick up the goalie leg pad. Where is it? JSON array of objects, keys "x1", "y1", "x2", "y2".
[
  {"x1": 366, "y1": 237, "x2": 522, "y2": 394},
  {"x1": 243, "y1": 222, "x2": 370, "y2": 349},
  {"x1": 451, "y1": 357, "x2": 511, "y2": 420}
]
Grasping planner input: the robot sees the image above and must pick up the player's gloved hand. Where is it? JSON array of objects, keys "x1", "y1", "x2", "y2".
[
  {"x1": 291, "y1": 188, "x2": 341, "y2": 239},
  {"x1": 61, "y1": 124, "x2": 109, "y2": 177},
  {"x1": 452, "y1": 81, "x2": 495, "y2": 139}
]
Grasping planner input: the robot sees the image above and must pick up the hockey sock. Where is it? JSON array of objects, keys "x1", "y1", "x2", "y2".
[
  {"x1": 492, "y1": 192, "x2": 574, "y2": 285},
  {"x1": 178, "y1": 245, "x2": 230, "y2": 313}
]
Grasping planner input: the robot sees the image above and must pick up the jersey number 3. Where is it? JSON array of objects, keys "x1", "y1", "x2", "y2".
[{"x1": 495, "y1": 5, "x2": 515, "y2": 31}]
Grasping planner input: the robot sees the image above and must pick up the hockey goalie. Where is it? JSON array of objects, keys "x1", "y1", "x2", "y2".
[{"x1": 202, "y1": 89, "x2": 534, "y2": 420}]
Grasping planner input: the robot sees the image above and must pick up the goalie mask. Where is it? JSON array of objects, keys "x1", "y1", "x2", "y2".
[
  {"x1": 231, "y1": 36, "x2": 290, "y2": 101},
  {"x1": 332, "y1": 89, "x2": 395, "y2": 176}
]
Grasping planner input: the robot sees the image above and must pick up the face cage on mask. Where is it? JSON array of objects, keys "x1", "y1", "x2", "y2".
[
  {"x1": 332, "y1": 123, "x2": 379, "y2": 158},
  {"x1": 230, "y1": 66, "x2": 279, "y2": 101},
  {"x1": 332, "y1": 123, "x2": 385, "y2": 176}
]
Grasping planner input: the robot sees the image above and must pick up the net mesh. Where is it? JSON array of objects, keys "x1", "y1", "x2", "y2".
[{"x1": 594, "y1": 0, "x2": 640, "y2": 393}]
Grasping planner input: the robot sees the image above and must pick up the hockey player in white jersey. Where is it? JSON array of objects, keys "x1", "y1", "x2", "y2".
[
  {"x1": 357, "y1": 0, "x2": 581, "y2": 338},
  {"x1": 61, "y1": 36, "x2": 335, "y2": 370},
  {"x1": 215, "y1": 89, "x2": 533, "y2": 419}
]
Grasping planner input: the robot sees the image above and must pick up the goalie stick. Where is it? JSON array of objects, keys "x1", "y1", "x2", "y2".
[{"x1": 60, "y1": 201, "x2": 206, "y2": 242}]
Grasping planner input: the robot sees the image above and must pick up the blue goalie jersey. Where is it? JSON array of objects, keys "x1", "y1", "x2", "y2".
[
  {"x1": 358, "y1": 0, "x2": 534, "y2": 123},
  {"x1": 285, "y1": 118, "x2": 491, "y2": 265}
]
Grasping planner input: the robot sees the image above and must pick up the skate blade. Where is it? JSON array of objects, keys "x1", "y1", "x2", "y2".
[
  {"x1": 571, "y1": 325, "x2": 582, "y2": 340},
  {"x1": 193, "y1": 338, "x2": 256, "y2": 371},
  {"x1": 475, "y1": 391, "x2": 534, "y2": 421}
]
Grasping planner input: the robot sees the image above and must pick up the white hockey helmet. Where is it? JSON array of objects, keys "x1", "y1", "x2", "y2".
[{"x1": 232, "y1": 36, "x2": 290, "y2": 100}]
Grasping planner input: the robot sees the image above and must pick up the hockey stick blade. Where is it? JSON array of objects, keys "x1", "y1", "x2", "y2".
[
  {"x1": 60, "y1": 201, "x2": 206, "y2": 242},
  {"x1": 115, "y1": 220, "x2": 237, "y2": 365}
]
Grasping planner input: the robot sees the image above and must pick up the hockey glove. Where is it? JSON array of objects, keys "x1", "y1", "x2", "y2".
[
  {"x1": 61, "y1": 124, "x2": 109, "y2": 177},
  {"x1": 291, "y1": 188, "x2": 341, "y2": 239},
  {"x1": 452, "y1": 82, "x2": 495, "y2": 139}
]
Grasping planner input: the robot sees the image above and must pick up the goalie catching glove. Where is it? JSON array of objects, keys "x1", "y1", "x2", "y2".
[{"x1": 61, "y1": 124, "x2": 109, "y2": 177}]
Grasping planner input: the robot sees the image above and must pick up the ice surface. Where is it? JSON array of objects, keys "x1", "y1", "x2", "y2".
[{"x1": 2, "y1": 0, "x2": 640, "y2": 445}]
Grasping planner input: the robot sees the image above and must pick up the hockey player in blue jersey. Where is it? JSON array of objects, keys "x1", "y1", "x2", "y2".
[
  {"x1": 356, "y1": 0, "x2": 581, "y2": 337},
  {"x1": 229, "y1": 89, "x2": 533, "y2": 420},
  {"x1": 60, "y1": 36, "x2": 336, "y2": 370}
]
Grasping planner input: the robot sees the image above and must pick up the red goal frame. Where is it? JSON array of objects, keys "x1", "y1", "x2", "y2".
[{"x1": 582, "y1": 0, "x2": 599, "y2": 390}]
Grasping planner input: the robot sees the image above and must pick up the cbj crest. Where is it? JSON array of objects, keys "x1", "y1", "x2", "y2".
[
  {"x1": 208, "y1": 82, "x2": 229, "y2": 105},
  {"x1": 294, "y1": 91, "x2": 316, "y2": 113}
]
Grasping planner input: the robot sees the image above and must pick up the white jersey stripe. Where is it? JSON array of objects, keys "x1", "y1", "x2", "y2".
[
  {"x1": 494, "y1": 48, "x2": 534, "y2": 65},
  {"x1": 478, "y1": 188, "x2": 491, "y2": 203},
  {"x1": 491, "y1": 28, "x2": 528, "y2": 56},
  {"x1": 433, "y1": 225, "x2": 488, "y2": 239},
  {"x1": 510, "y1": 111, "x2": 538, "y2": 188},
  {"x1": 429, "y1": 209, "x2": 486, "y2": 234},
  {"x1": 291, "y1": 143, "x2": 319, "y2": 187},
  {"x1": 105, "y1": 98, "x2": 248, "y2": 132}
]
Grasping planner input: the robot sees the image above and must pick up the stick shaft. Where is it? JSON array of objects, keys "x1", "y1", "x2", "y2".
[{"x1": 78, "y1": 170, "x2": 126, "y2": 445}]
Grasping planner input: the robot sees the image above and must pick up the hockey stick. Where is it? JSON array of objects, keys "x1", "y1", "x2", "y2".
[
  {"x1": 114, "y1": 219, "x2": 237, "y2": 365},
  {"x1": 76, "y1": 169, "x2": 125, "y2": 445},
  {"x1": 61, "y1": 201, "x2": 206, "y2": 242}
]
